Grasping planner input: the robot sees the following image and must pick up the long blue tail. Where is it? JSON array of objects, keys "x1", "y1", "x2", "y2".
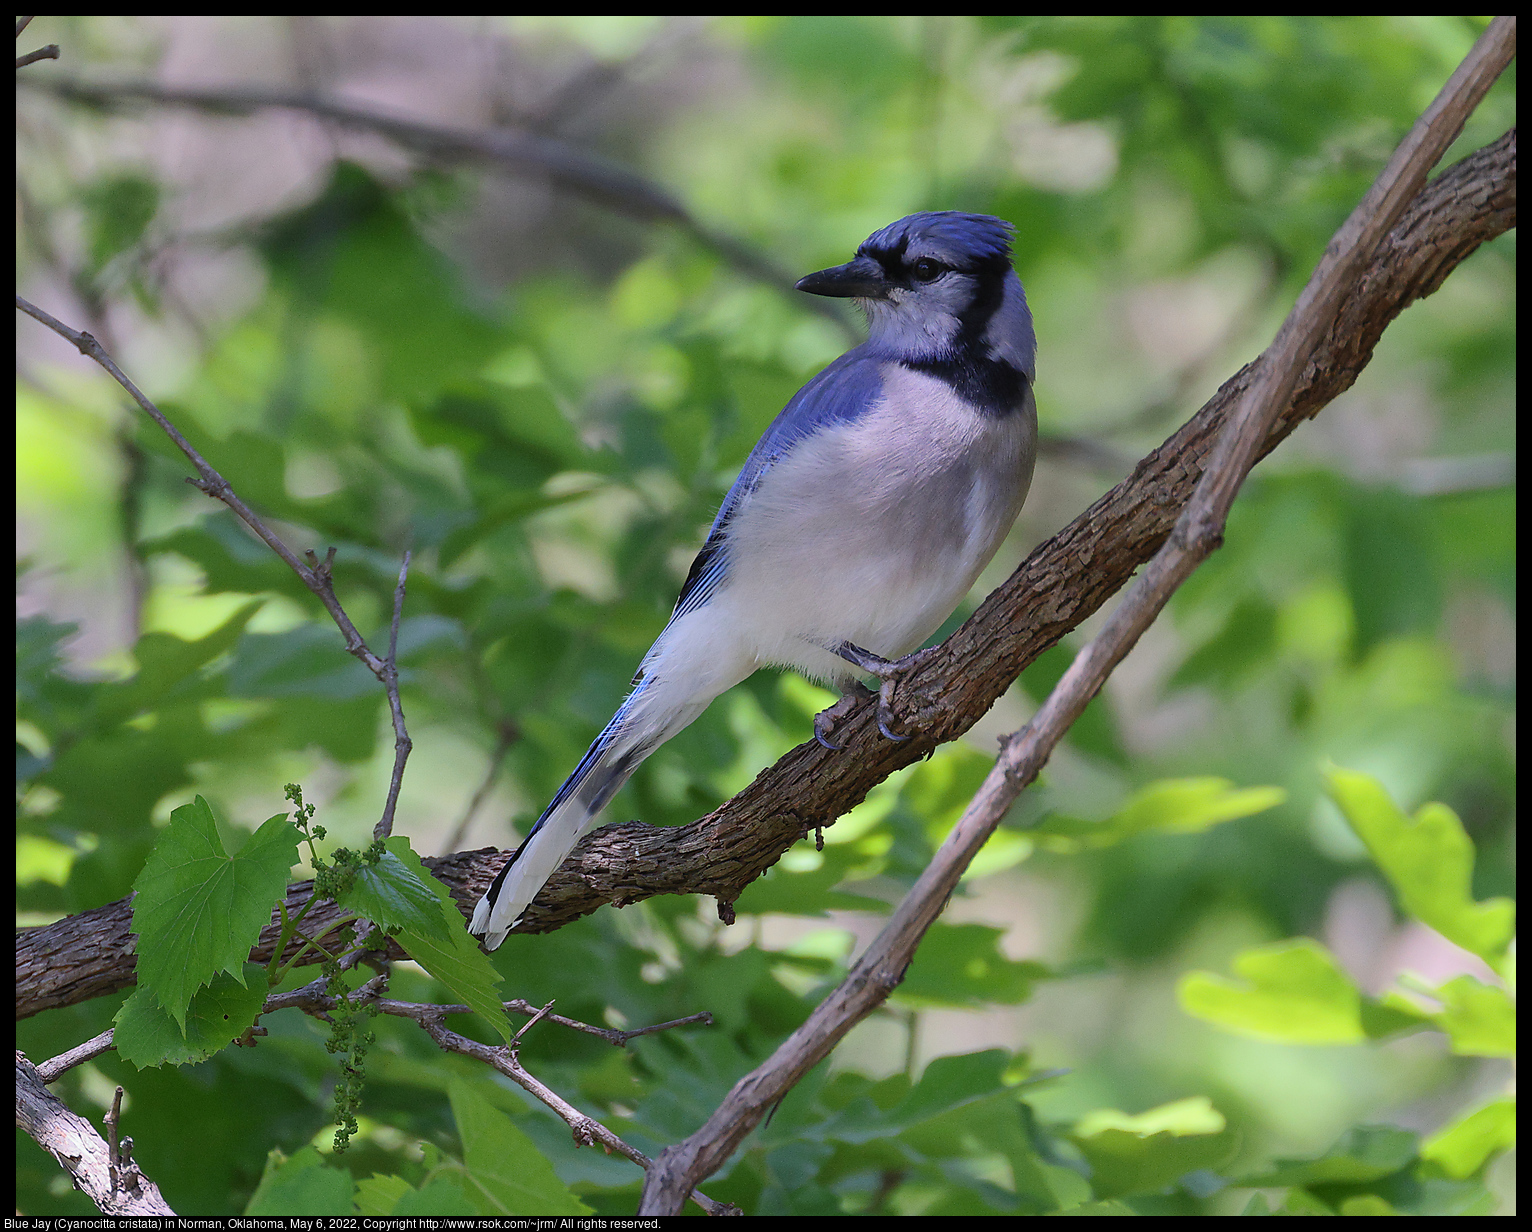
[{"x1": 468, "y1": 689, "x2": 654, "y2": 950}]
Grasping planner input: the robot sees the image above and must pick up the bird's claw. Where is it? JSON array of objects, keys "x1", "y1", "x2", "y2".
[
  {"x1": 832, "y1": 642, "x2": 920, "y2": 742},
  {"x1": 875, "y1": 675, "x2": 911, "y2": 742},
  {"x1": 814, "y1": 681, "x2": 874, "y2": 750}
]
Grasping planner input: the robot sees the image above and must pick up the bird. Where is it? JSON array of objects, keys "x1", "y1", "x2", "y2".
[{"x1": 469, "y1": 211, "x2": 1038, "y2": 950}]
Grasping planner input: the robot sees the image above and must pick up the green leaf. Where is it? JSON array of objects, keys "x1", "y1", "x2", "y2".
[
  {"x1": 448, "y1": 1078, "x2": 591, "y2": 1215},
  {"x1": 228, "y1": 625, "x2": 382, "y2": 701},
  {"x1": 113, "y1": 967, "x2": 268, "y2": 1068},
  {"x1": 130, "y1": 798, "x2": 300, "y2": 1027},
  {"x1": 81, "y1": 172, "x2": 160, "y2": 272},
  {"x1": 261, "y1": 162, "x2": 501, "y2": 402},
  {"x1": 94, "y1": 600, "x2": 266, "y2": 725},
  {"x1": 1420, "y1": 1097, "x2": 1516, "y2": 1179},
  {"x1": 1075, "y1": 1095, "x2": 1227, "y2": 1138},
  {"x1": 384, "y1": 838, "x2": 514, "y2": 1045},
  {"x1": 354, "y1": 1174, "x2": 413, "y2": 1216},
  {"x1": 1236, "y1": 1124, "x2": 1418, "y2": 1188},
  {"x1": 733, "y1": 841, "x2": 892, "y2": 917},
  {"x1": 1169, "y1": 594, "x2": 1279, "y2": 692},
  {"x1": 1430, "y1": 975, "x2": 1516, "y2": 1058},
  {"x1": 1340, "y1": 486, "x2": 1442, "y2": 658},
  {"x1": 1324, "y1": 765, "x2": 1514, "y2": 968},
  {"x1": 339, "y1": 849, "x2": 453, "y2": 941},
  {"x1": 1179, "y1": 938, "x2": 1369, "y2": 1044},
  {"x1": 1071, "y1": 1097, "x2": 1239, "y2": 1200},
  {"x1": 391, "y1": 1173, "x2": 477, "y2": 1216},
  {"x1": 897, "y1": 924, "x2": 1053, "y2": 1008},
  {"x1": 245, "y1": 1146, "x2": 355, "y2": 1216},
  {"x1": 816, "y1": 1050, "x2": 1013, "y2": 1144},
  {"x1": 1034, "y1": 777, "x2": 1285, "y2": 851}
]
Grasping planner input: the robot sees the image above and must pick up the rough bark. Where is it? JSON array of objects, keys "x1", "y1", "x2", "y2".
[{"x1": 15, "y1": 1052, "x2": 176, "y2": 1214}]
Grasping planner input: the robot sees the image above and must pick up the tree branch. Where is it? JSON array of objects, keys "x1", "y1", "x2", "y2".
[
  {"x1": 257, "y1": 978, "x2": 734, "y2": 1215},
  {"x1": 13, "y1": 123, "x2": 1515, "y2": 1023},
  {"x1": 16, "y1": 1052, "x2": 175, "y2": 1215}
]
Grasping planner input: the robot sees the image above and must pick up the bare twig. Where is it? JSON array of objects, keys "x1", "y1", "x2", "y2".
[
  {"x1": 254, "y1": 979, "x2": 731, "y2": 1214},
  {"x1": 416, "y1": 1016, "x2": 736, "y2": 1216},
  {"x1": 15, "y1": 297, "x2": 416, "y2": 850},
  {"x1": 17, "y1": 43, "x2": 58, "y2": 68},
  {"x1": 16, "y1": 1052, "x2": 175, "y2": 1215},
  {"x1": 374, "y1": 550, "x2": 414, "y2": 841},
  {"x1": 638, "y1": 16, "x2": 1518, "y2": 1213},
  {"x1": 16, "y1": 298, "x2": 396, "y2": 680},
  {"x1": 259, "y1": 978, "x2": 713, "y2": 1048},
  {"x1": 509, "y1": 998, "x2": 557, "y2": 1053},
  {"x1": 34, "y1": 1030, "x2": 117, "y2": 1084},
  {"x1": 102, "y1": 1085, "x2": 139, "y2": 1198}
]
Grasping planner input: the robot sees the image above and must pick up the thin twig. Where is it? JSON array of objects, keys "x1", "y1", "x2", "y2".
[
  {"x1": 15, "y1": 297, "x2": 399, "y2": 685},
  {"x1": 374, "y1": 549, "x2": 414, "y2": 841},
  {"x1": 17, "y1": 43, "x2": 58, "y2": 68},
  {"x1": 637, "y1": 15, "x2": 1518, "y2": 1214},
  {"x1": 509, "y1": 998, "x2": 556, "y2": 1053},
  {"x1": 416, "y1": 1016, "x2": 736, "y2": 1216},
  {"x1": 256, "y1": 978, "x2": 730, "y2": 1213},
  {"x1": 503, "y1": 999, "x2": 715, "y2": 1047},
  {"x1": 16, "y1": 297, "x2": 417, "y2": 846},
  {"x1": 34, "y1": 1029, "x2": 117, "y2": 1083},
  {"x1": 103, "y1": 1086, "x2": 121, "y2": 1167}
]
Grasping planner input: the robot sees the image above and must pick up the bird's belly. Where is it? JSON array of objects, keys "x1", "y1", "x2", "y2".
[{"x1": 716, "y1": 387, "x2": 1036, "y2": 681}]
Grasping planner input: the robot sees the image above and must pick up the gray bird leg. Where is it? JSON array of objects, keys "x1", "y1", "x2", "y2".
[{"x1": 832, "y1": 642, "x2": 914, "y2": 741}]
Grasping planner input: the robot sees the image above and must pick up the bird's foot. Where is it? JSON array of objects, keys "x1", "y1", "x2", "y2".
[
  {"x1": 833, "y1": 642, "x2": 921, "y2": 741},
  {"x1": 814, "y1": 681, "x2": 874, "y2": 750}
]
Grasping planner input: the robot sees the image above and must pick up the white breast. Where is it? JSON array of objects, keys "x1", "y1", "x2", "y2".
[{"x1": 711, "y1": 364, "x2": 1036, "y2": 683}]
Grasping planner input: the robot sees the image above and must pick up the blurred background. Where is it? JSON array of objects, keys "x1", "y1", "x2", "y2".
[{"x1": 16, "y1": 16, "x2": 1514, "y2": 1216}]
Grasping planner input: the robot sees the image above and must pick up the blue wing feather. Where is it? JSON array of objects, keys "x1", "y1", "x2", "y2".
[{"x1": 671, "y1": 347, "x2": 887, "y2": 620}]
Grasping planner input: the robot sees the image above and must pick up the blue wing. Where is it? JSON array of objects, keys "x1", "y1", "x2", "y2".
[{"x1": 670, "y1": 346, "x2": 888, "y2": 621}]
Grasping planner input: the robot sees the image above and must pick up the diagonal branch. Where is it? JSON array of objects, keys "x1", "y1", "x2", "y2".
[
  {"x1": 13, "y1": 123, "x2": 1515, "y2": 1023},
  {"x1": 16, "y1": 1051, "x2": 176, "y2": 1215}
]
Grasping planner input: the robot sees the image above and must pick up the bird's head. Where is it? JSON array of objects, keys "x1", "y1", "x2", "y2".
[{"x1": 796, "y1": 211, "x2": 1032, "y2": 374}]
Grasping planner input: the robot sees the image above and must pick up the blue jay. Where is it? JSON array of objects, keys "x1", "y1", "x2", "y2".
[{"x1": 470, "y1": 211, "x2": 1037, "y2": 949}]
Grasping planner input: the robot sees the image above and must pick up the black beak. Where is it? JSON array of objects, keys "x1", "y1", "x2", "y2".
[{"x1": 795, "y1": 255, "x2": 890, "y2": 300}]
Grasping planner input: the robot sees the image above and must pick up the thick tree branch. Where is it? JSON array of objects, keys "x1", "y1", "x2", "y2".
[{"x1": 13, "y1": 127, "x2": 1515, "y2": 1022}]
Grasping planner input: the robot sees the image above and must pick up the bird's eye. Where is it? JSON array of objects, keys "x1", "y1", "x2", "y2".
[{"x1": 910, "y1": 258, "x2": 945, "y2": 282}]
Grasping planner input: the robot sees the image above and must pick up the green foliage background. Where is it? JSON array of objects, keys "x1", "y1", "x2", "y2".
[{"x1": 17, "y1": 16, "x2": 1514, "y2": 1216}]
